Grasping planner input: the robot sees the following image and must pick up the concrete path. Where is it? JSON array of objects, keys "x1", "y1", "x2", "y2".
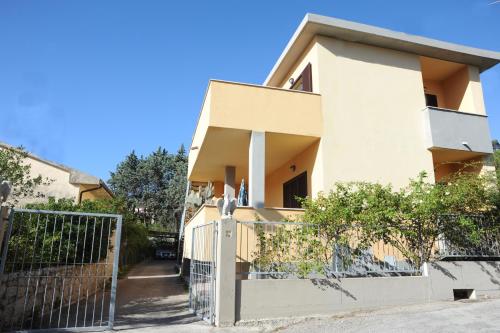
[
  {"x1": 109, "y1": 262, "x2": 500, "y2": 332},
  {"x1": 111, "y1": 293, "x2": 500, "y2": 333},
  {"x1": 113, "y1": 259, "x2": 203, "y2": 330}
]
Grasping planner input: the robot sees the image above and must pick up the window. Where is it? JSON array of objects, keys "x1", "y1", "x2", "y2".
[
  {"x1": 425, "y1": 93, "x2": 438, "y2": 107},
  {"x1": 290, "y1": 63, "x2": 312, "y2": 92},
  {"x1": 283, "y1": 172, "x2": 307, "y2": 208}
]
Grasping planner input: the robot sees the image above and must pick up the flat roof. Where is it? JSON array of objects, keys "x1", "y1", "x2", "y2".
[{"x1": 265, "y1": 13, "x2": 500, "y2": 86}]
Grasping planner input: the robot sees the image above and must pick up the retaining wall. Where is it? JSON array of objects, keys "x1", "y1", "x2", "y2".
[{"x1": 236, "y1": 261, "x2": 500, "y2": 321}]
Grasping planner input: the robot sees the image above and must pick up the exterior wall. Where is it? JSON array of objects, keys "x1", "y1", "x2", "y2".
[
  {"x1": 16, "y1": 156, "x2": 80, "y2": 206},
  {"x1": 183, "y1": 205, "x2": 304, "y2": 259},
  {"x1": 236, "y1": 261, "x2": 500, "y2": 321},
  {"x1": 315, "y1": 36, "x2": 435, "y2": 189},
  {"x1": 265, "y1": 140, "x2": 320, "y2": 207}
]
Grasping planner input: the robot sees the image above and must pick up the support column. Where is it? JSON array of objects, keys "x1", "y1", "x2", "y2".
[
  {"x1": 215, "y1": 217, "x2": 237, "y2": 326},
  {"x1": 224, "y1": 166, "x2": 236, "y2": 199},
  {"x1": 249, "y1": 131, "x2": 265, "y2": 208}
]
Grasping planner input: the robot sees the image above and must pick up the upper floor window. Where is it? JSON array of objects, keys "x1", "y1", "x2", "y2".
[{"x1": 290, "y1": 63, "x2": 312, "y2": 92}]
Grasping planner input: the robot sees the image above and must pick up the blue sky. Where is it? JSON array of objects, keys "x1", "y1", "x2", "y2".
[{"x1": 1, "y1": 1, "x2": 499, "y2": 180}]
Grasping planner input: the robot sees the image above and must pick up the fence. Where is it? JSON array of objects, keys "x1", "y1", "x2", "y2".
[
  {"x1": 436, "y1": 214, "x2": 500, "y2": 259},
  {"x1": 189, "y1": 221, "x2": 217, "y2": 324},
  {"x1": 0, "y1": 208, "x2": 122, "y2": 332},
  {"x1": 236, "y1": 221, "x2": 421, "y2": 279}
]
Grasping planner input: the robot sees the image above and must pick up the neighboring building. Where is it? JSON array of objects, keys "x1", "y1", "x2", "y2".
[
  {"x1": 182, "y1": 14, "x2": 499, "y2": 250},
  {"x1": 0, "y1": 142, "x2": 113, "y2": 206}
]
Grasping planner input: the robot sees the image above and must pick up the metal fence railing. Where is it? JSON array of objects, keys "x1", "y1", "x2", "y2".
[
  {"x1": 236, "y1": 221, "x2": 421, "y2": 279},
  {"x1": 436, "y1": 214, "x2": 500, "y2": 259},
  {"x1": 0, "y1": 208, "x2": 122, "y2": 332},
  {"x1": 189, "y1": 221, "x2": 217, "y2": 325}
]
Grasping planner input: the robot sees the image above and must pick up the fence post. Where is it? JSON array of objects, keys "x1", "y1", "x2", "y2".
[
  {"x1": 0, "y1": 205, "x2": 10, "y2": 258},
  {"x1": 215, "y1": 217, "x2": 237, "y2": 327}
]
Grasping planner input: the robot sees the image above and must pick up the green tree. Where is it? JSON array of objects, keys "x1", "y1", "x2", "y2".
[
  {"x1": 0, "y1": 145, "x2": 51, "y2": 206},
  {"x1": 108, "y1": 145, "x2": 187, "y2": 232}
]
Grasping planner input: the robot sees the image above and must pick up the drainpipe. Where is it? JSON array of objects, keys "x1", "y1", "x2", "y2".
[{"x1": 78, "y1": 184, "x2": 103, "y2": 204}]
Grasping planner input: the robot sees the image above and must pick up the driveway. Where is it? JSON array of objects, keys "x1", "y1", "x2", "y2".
[
  {"x1": 113, "y1": 259, "x2": 202, "y2": 330},
  {"x1": 111, "y1": 293, "x2": 500, "y2": 333}
]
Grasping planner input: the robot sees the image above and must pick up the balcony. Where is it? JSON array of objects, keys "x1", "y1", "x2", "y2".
[
  {"x1": 188, "y1": 80, "x2": 322, "y2": 182},
  {"x1": 422, "y1": 106, "x2": 493, "y2": 154}
]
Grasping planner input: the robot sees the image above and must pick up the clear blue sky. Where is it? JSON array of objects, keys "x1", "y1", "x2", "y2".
[{"x1": 1, "y1": 1, "x2": 499, "y2": 180}]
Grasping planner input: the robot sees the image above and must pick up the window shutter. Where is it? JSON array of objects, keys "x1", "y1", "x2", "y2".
[{"x1": 302, "y1": 63, "x2": 312, "y2": 92}]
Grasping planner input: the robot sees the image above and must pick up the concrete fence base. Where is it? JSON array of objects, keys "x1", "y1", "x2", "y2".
[{"x1": 235, "y1": 261, "x2": 500, "y2": 321}]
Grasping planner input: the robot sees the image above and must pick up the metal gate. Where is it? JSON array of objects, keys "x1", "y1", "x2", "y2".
[
  {"x1": 188, "y1": 221, "x2": 217, "y2": 325},
  {"x1": 0, "y1": 208, "x2": 122, "y2": 332}
]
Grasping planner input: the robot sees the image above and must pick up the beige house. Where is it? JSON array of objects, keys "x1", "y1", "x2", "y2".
[
  {"x1": 182, "y1": 14, "x2": 499, "y2": 252},
  {"x1": 0, "y1": 142, "x2": 113, "y2": 206}
]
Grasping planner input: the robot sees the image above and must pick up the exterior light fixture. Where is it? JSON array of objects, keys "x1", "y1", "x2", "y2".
[
  {"x1": 290, "y1": 165, "x2": 296, "y2": 172},
  {"x1": 288, "y1": 78, "x2": 295, "y2": 85},
  {"x1": 190, "y1": 146, "x2": 199, "y2": 150}
]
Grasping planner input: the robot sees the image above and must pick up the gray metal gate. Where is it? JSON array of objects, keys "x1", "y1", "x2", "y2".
[
  {"x1": 188, "y1": 221, "x2": 217, "y2": 325},
  {"x1": 0, "y1": 208, "x2": 122, "y2": 332}
]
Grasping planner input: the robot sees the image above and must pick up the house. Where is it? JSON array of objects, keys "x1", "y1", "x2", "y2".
[
  {"x1": 0, "y1": 142, "x2": 113, "y2": 206},
  {"x1": 181, "y1": 14, "x2": 499, "y2": 259}
]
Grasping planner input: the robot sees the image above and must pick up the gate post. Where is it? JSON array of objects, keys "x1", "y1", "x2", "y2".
[
  {"x1": 0, "y1": 205, "x2": 10, "y2": 258},
  {"x1": 215, "y1": 217, "x2": 237, "y2": 326}
]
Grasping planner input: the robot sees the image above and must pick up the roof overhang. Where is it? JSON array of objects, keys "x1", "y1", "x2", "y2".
[{"x1": 265, "y1": 13, "x2": 500, "y2": 87}]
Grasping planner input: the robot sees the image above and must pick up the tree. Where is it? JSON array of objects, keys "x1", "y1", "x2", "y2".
[
  {"x1": 0, "y1": 146, "x2": 51, "y2": 206},
  {"x1": 108, "y1": 145, "x2": 187, "y2": 232}
]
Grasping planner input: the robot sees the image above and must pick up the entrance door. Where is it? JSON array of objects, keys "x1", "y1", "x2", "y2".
[{"x1": 283, "y1": 172, "x2": 307, "y2": 208}]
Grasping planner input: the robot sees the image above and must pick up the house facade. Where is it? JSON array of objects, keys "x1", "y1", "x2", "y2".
[
  {"x1": 182, "y1": 14, "x2": 499, "y2": 254},
  {"x1": 0, "y1": 142, "x2": 113, "y2": 206}
]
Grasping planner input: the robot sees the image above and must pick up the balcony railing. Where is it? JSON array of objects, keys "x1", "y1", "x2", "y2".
[{"x1": 422, "y1": 107, "x2": 493, "y2": 154}]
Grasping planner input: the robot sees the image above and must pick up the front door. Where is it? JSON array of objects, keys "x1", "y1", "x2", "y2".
[{"x1": 283, "y1": 172, "x2": 307, "y2": 208}]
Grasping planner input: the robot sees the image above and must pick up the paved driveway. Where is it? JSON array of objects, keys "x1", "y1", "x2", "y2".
[
  {"x1": 109, "y1": 262, "x2": 500, "y2": 332},
  {"x1": 113, "y1": 259, "x2": 202, "y2": 330}
]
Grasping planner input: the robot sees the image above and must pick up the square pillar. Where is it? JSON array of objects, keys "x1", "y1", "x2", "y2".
[
  {"x1": 224, "y1": 166, "x2": 236, "y2": 199},
  {"x1": 249, "y1": 131, "x2": 265, "y2": 208},
  {"x1": 215, "y1": 217, "x2": 237, "y2": 326}
]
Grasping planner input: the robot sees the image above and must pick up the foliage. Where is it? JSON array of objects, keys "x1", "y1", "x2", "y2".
[
  {"x1": 6, "y1": 197, "x2": 152, "y2": 271},
  {"x1": 254, "y1": 168, "x2": 499, "y2": 278},
  {"x1": 0, "y1": 146, "x2": 52, "y2": 205},
  {"x1": 108, "y1": 145, "x2": 187, "y2": 232}
]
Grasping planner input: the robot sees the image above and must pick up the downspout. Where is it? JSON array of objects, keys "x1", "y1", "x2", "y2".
[{"x1": 78, "y1": 184, "x2": 103, "y2": 204}]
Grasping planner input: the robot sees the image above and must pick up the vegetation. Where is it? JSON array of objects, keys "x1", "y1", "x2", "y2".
[
  {"x1": 108, "y1": 146, "x2": 187, "y2": 232},
  {"x1": 4, "y1": 197, "x2": 152, "y2": 272},
  {"x1": 0, "y1": 145, "x2": 51, "y2": 205},
  {"x1": 254, "y1": 167, "x2": 499, "y2": 278}
]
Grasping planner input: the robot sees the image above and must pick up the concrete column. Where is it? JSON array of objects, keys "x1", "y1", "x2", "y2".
[
  {"x1": 215, "y1": 217, "x2": 237, "y2": 326},
  {"x1": 249, "y1": 131, "x2": 265, "y2": 208},
  {"x1": 224, "y1": 166, "x2": 236, "y2": 199}
]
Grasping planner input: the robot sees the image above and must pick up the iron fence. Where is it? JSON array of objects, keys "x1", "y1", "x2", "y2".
[
  {"x1": 236, "y1": 221, "x2": 421, "y2": 279},
  {"x1": 0, "y1": 208, "x2": 122, "y2": 332},
  {"x1": 189, "y1": 221, "x2": 217, "y2": 325},
  {"x1": 436, "y1": 214, "x2": 500, "y2": 259}
]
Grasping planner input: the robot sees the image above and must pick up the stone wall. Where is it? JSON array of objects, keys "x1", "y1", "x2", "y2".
[{"x1": 0, "y1": 262, "x2": 114, "y2": 330}]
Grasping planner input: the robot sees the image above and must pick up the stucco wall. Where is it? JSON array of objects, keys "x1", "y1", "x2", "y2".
[
  {"x1": 265, "y1": 140, "x2": 320, "y2": 207},
  {"x1": 236, "y1": 261, "x2": 500, "y2": 321},
  {"x1": 183, "y1": 206, "x2": 304, "y2": 259},
  {"x1": 16, "y1": 156, "x2": 80, "y2": 206}
]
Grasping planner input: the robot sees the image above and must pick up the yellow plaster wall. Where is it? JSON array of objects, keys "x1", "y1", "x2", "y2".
[
  {"x1": 208, "y1": 81, "x2": 322, "y2": 137},
  {"x1": 265, "y1": 140, "x2": 320, "y2": 207},
  {"x1": 423, "y1": 79, "x2": 446, "y2": 107},
  {"x1": 315, "y1": 36, "x2": 435, "y2": 189},
  {"x1": 183, "y1": 205, "x2": 305, "y2": 259}
]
